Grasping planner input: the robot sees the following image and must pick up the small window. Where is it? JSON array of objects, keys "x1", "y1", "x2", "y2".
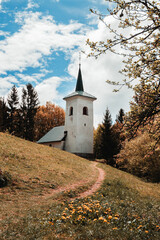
[
  {"x1": 69, "y1": 106, "x2": 73, "y2": 116},
  {"x1": 83, "y1": 107, "x2": 88, "y2": 115}
]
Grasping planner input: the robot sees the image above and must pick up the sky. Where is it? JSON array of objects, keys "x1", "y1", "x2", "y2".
[{"x1": 0, "y1": 0, "x2": 134, "y2": 127}]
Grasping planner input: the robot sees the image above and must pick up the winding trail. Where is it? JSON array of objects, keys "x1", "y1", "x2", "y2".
[
  {"x1": 76, "y1": 162, "x2": 105, "y2": 199},
  {"x1": 39, "y1": 161, "x2": 105, "y2": 200}
]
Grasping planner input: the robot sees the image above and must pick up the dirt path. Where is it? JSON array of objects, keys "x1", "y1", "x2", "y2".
[
  {"x1": 39, "y1": 161, "x2": 105, "y2": 200},
  {"x1": 76, "y1": 162, "x2": 105, "y2": 199}
]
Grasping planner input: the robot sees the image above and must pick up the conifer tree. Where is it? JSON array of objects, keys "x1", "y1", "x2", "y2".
[
  {"x1": 20, "y1": 87, "x2": 27, "y2": 139},
  {"x1": 7, "y1": 85, "x2": 19, "y2": 134},
  {"x1": 24, "y1": 83, "x2": 39, "y2": 141},
  {"x1": 0, "y1": 98, "x2": 8, "y2": 132},
  {"x1": 94, "y1": 108, "x2": 118, "y2": 165},
  {"x1": 116, "y1": 108, "x2": 125, "y2": 124}
]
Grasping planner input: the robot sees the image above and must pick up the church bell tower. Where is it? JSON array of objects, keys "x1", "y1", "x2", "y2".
[{"x1": 63, "y1": 63, "x2": 96, "y2": 157}]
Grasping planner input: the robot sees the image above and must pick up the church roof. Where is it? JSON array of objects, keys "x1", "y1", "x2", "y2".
[
  {"x1": 63, "y1": 91, "x2": 96, "y2": 100},
  {"x1": 63, "y1": 65, "x2": 96, "y2": 100},
  {"x1": 37, "y1": 126, "x2": 65, "y2": 143}
]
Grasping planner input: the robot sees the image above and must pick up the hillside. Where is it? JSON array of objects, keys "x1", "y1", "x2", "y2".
[
  {"x1": 0, "y1": 132, "x2": 160, "y2": 240},
  {"x1": 0, "y1": 133, "x2": 97, "y2": 219}
]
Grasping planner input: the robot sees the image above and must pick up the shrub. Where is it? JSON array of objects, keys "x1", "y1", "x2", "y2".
[
  {"x1": 0, "y1": 169, "x2": 12, "y2": 187},
  {"x1": 116, "y1": 133, "x2": 160, "y2": 182}
]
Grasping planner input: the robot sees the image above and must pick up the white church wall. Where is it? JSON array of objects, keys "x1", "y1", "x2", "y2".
[{"x1": 64, "y1": 95, "x2": 94, "y2": 154}]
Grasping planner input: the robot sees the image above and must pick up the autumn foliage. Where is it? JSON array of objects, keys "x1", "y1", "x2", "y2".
[
  {"x1": 34, "y1": 102, "x2": 65, "y2": 141},
  {"x1": 116, "y1": 132, "x2": 160, "y2": 182}
]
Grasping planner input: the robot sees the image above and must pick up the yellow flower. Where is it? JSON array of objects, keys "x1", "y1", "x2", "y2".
[
  {"x1": 93, "y1": 219, "x2": 97, "y2": 221},
  {"x1": 137, "y1": 225, "x2": 142, "y2": 229},
  {"x1": 99, "y1": 216, "x2": 104, "y2": 221},
  {"x1": 61, "y1": 216, "x2": 66, "y2": 220},
  {"x1": 47, "y1": 211, "x2": 50, "y2": 214},
  {"x1": 103, "y1": 219, "x2": 107, "y2": 223},
  {"x1": 108, "y1": 215, "x2": 112, "y2": 220},
  {"x1": 114, "y1": 213, "x2": 119, "y2": 217},
  {"x1": 113, "y1": 227, "x2": 118, "y2": 230},
  {"x1": 114, "y1": 217, "x2": 119, "y2": 220},
  {"x1": 145, "y1": 231, "x2": 149, "y2": 233}
]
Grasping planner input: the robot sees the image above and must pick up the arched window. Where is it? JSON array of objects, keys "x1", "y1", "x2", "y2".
[
  {"x1": 83, "y1": 107, "x2": 88, "y2": 115},
  {"x1": 69, "y1": 106, "x2": 73, "y2": 116}
]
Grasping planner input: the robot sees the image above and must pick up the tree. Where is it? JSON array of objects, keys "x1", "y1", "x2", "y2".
[
  {"x1": 88, "y1": 0, "x2": 159, "y2": 86},
  {"x1": 94, "y1": 108, "x2": 119, "y2": 165},
  {"x1": 0, "y1": 98, "x2": 8, "y2": 132},
  {"x1": 34, "y1": 102, "x2": 65, "y2": 141},
  {"x1": 116, "y1": 108, "x2": 125, "y2": 124},
  {"x1": 88, "y1": 0, "x2": 160, "y2": 133},
  {"x1": 7, "y1": 85, "x2": 19, "y2": 134},
  {"x1": 94, "y1": 124, "x2": 104, "y2": 159},
  {"x1": 125, "y1": 80, "x2": 160, "y2": 139},
  {"x1": 20, "y1": 84, "x2": 39, "y2": 141}
]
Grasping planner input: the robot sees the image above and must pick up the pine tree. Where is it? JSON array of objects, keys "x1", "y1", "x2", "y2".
[
  {"x1": 0, "y1": 98, "x2": 8, "y2": 132},
  {"x1": 94, "y1": 108, "x2": 118, "y2": 165},
  {"x1": 116, "y1": 108, "x2": 125, "y2": 124},
  {"x1": 19, "y1": 87, "x2": 27, "y2": 139},
  {"x1": 101, "y1": 108, "x2": 115, "y2": 164},
  {"x1": 24, "y1": 83, "x2": 39, "y2": 141},
  {"x1": 7, "y1": 85, "x2": 19, "y2": 134}
]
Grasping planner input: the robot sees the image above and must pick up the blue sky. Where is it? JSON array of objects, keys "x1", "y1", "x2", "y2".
[{"x1": 0, "y1": 0, "x2": 133, "y2": 127}]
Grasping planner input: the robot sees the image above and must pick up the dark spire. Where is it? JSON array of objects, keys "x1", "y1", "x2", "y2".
[
  {"x1": 75, "y1": 66, "x2": 84, "y2": 92},
  {"x1": 75, "y1": 52, "x2": 84, "y2": 92}
]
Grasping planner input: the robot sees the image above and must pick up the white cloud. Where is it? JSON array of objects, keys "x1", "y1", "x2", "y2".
[
  {"x1": 16, "y1": 73, "x2": 45, "y2": 84},
  {"x1": 0, "y1": 12, "x2": 87, "y2": 75},
  {"x1": 0, "y1": 75, "x2": 18, "y2": 96},
  {"x1": 35, "y1": 76, "x2": 63, "y2": 105},
  {"x1": 26, "y1": 0, "x2": 39, "y2": 9}
]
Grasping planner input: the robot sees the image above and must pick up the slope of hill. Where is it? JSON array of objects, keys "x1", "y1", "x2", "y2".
[
  {"x1": 1, "y1": 132, "x2": 160, "y2": 240},
  {"x1": 0, "y1": 133, "x2": 97, "y2": 219}
]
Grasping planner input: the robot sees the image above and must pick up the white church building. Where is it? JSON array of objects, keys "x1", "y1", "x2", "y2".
[{"x1": 38, "y1": 64, "x2": 96, "y2": 157}]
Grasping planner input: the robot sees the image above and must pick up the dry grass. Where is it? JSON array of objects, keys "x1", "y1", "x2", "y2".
[{"x1": 0, "y1": 132, "x2": 97, "y2": 222}]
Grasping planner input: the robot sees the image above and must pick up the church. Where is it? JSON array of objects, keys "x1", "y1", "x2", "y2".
[{"x1": 37, "y1": 63, "x2": 97, "y2": 157}]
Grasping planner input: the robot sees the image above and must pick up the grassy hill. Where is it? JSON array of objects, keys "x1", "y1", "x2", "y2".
[
  {"x1": 0, "y1": 133, "x2": 97, "y2": 223},
  {"x1": 0, "y1": 132, "x2": 160, "y2": 239},
  {"x1": 0, "y1": 132, "x2": 95, "y2": 188}
]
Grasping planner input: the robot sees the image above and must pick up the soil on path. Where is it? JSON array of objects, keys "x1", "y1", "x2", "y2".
[
  {"x1": 40, "y1": 161, "x2": 105, "y2": 200},
  {"x1": 76, "y1": 162, "x2": 105, "y2": 199}
]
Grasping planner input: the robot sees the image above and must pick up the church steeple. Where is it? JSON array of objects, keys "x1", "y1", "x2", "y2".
[
  {"x1": 75, "y1": 52, "x2": 84, "y2": 92},
  {"x1": 75, "y1": 65, "x2": 84, "y2": 92}
]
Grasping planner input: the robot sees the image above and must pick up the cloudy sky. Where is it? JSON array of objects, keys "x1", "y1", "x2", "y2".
[{"x1": 0, "y1": 0, "x2": 134, "y2": 127}]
